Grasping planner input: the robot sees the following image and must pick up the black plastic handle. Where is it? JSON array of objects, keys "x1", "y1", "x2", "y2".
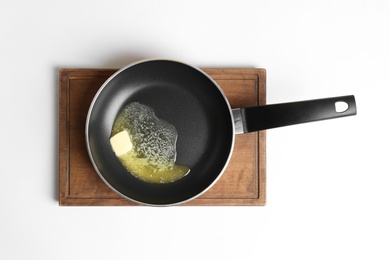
[{"x1": 240, "y1": 95, "x2": 356, "y2": 133}]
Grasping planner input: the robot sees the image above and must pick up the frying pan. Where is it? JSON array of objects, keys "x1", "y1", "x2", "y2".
[{"x1": 86, "y1": 59, "x2": 356, "y2": 206}]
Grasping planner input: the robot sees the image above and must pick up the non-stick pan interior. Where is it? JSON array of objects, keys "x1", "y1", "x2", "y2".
[{"x1": 86, "y1": 60, "x2": 234, "y2": 205}]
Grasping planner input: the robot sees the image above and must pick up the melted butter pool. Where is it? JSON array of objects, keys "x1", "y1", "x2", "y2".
[{"x1": 111, "y1": 102, "x2": 190, "y2": 183}]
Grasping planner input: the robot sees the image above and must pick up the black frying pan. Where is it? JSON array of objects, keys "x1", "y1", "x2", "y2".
[{"x1": 86, "y1": 59, "x2": 356, "y2": 206}]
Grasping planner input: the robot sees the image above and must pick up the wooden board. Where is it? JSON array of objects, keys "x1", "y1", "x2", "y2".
[{"x1": 59, "y1": 68, "x2": 266, "y2": 206}]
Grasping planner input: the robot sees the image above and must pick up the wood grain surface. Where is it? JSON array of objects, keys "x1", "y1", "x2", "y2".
[{"x1": 59, "y1": 68, "x2": 266, "y2": 206}]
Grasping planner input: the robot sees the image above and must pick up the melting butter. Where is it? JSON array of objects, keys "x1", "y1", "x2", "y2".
[
  {"x1": 110, "y1": 130, "x2": 133, "y2": 157},
  {"x1": 110, "y1": 102, "x2": 190, "y2": 183}
]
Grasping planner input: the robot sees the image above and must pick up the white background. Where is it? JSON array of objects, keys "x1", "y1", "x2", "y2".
[{"x1": 1, "y1": 1, "x2": 389, "y2": 259}]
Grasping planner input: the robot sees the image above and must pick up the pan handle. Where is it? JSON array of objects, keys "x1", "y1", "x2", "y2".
[{"x1": 233, "y1": 95, "x2": 356, "y2": 134}]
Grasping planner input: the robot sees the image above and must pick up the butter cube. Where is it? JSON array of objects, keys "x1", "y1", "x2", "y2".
[{"x1": 109, "y1": 130, "x2": 133, "y2": 156}]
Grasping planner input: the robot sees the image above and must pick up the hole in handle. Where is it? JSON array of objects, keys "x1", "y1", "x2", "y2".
[{"x1": 335, "y1": 101, "x2": 349, "y2": 113}]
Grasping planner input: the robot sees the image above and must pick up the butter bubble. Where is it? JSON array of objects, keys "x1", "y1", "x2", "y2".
[{"x1": 111, "y1": 102, "x2": 190, "y2": 183}]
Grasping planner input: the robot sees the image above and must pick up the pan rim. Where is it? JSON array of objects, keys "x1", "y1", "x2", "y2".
[{"x1": 85, "y1": 58, "x2": 236, "y2": 206}]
